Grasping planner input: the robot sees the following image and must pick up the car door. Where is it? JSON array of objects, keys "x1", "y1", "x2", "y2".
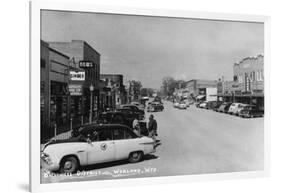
[
  {"x1": 113, "y1": 127, "x2": 140, "y2": 160},
  {"x1": 87, "y1": 128, "x2": 116, "y2": 165}
]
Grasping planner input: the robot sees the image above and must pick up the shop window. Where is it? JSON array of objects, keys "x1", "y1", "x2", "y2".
[{"x1": 41, "y1": 59, "x2": 46, "y2": 68}]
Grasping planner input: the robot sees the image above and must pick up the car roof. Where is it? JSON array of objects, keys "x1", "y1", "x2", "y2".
[{"x1": 122, "y1": 104, "x2": 137, "y2": 107}]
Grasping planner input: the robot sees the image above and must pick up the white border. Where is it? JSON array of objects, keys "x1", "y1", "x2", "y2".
[{"x1": 30, "y1": 1, "x2": 270, "y2": 192}]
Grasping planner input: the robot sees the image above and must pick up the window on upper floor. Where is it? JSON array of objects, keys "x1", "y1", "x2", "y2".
[{"x1": 238, "y1": 75, "x2": 243, "y2": 83}]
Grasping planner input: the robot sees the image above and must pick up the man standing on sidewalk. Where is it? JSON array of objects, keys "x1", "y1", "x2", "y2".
[{"x1": 148, "y1": 114, "x2": 157, "y2": 141}]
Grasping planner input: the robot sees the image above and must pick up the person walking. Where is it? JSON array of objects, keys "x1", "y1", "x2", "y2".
[{"x1": 148, "y1": 114, "x2": 157, "y2": 141}]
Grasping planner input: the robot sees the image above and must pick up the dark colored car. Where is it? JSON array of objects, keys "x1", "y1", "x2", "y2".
[
  {"x1": 147, "y1": 102, "x2": 164, "y2": 112},
  {"x1": 118, "y1": 105, "x2": 145, "y2": 120},
  {"x1": 95, "y1": 111, "x2": 149, "y2": 136},
  {"x1": 239, "y1": 106, "x2": 264, "y2": 118},
  {"x1": 213, "y1": 101, "x2": 224, "y2": 111},
  {"x1": 97, "y1": 111, "x2": 132, "y2": 126},
  {"x1": 206, "y1": 101, "x2": 223, "y2": 110},
  {"x1": 217, "y1": 102, "x2": 232, "y2": 113}
]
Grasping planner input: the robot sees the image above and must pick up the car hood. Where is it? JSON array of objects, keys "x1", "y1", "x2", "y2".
[{"x1": 43, "y1": 136, "x2": 84, "y2": 149}]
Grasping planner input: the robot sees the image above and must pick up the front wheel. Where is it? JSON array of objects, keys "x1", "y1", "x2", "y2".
[
  {"x1": 128, "y1": 151, "x2": 143, "y2": 163},
  {"x1": 59, "y1": 156, "x2": 79, "y2": 174}
]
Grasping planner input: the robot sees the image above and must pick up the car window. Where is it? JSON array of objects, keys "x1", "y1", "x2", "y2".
[
  {"x1": 113, "y1": 128, "x2": 125, "y2": 140},
  {"x1": 99, "y1": 129, "x2": 113, "y2": 141},
  {"x1": 90, "y1": 129, "x2": 113, "y2": 142},
  {"x1": 124, "y1": 129, "x2": 138, "y2": 139},
  {"x1": 90, "y1": 130, "x2": 99, "y2": 141}
]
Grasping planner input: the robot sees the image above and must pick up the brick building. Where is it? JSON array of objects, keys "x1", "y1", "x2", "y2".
[
  {"x1": 41, "y1": 40, "x2": 70, "y2": 141},
  {"x1": 48, "y1": 40, "x2": 101, "y2": 125}
]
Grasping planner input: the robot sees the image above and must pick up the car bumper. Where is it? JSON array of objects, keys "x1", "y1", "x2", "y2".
[{"x1": 41, "y1": 158, "x2": 60, "y2": 171}]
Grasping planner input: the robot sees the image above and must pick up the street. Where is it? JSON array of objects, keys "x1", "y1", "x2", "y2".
[{"x1": 41, "y1": 100, "x2": 264, "y2": 183}]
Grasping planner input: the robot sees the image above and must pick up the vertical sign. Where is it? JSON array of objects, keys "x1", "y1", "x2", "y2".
[{"x1": 245, "y1": 73, "x2": 251, "y2": 92}]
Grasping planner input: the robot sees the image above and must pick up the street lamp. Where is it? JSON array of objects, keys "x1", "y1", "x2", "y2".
[{"x1": 89, "y1": 83, "x2": 94, "y2": 123}]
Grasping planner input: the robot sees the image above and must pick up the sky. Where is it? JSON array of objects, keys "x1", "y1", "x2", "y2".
[{"x1": 41, "y1": 10, "x2": 264, "y2": 89}]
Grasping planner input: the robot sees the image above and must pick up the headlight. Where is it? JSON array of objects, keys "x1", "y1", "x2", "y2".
[{"x1": 41, "y1": 152, "x2": 53, "y2": 165}]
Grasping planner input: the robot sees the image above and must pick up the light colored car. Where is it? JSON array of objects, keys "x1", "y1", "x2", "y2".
[
  {"x1": 173, "y1": 102, "x2": 180, "y2": 108},
  {"x1": 41, "y1": 124, "x2": 156, "y2": 173},
  {"x1": 178, "y1": 102, "x2": 189, "y2": 109},
  {"x1": 233, "y1": 103, "x2": 248, "y2": 115},
  {"x1": 228, "y1": 103, "x2": 243, "y2": 114},
  {"x1": 199, "y1": 102, "x2": 207, "y2": 108}
]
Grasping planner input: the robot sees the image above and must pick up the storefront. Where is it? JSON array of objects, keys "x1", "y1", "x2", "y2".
[{"x1": 40, "y1": 41, "x2": 70, "y2": 141}]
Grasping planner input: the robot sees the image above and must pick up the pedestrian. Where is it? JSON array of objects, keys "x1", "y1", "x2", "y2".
[
  {"x1": 132, "y1": 118, "x2": 140, "y2": 136},
  {"x1": 148, "y1": 114, "x2": 157, "y2": 141}
]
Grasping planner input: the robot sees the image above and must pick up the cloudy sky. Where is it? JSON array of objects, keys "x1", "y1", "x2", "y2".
[{"x1": 41, "y1": 10, "x2": 264, "y2": 89}]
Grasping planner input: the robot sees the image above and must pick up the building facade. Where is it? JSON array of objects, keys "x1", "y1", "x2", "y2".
[
  {"x1": 218, "y1": 54, "x2": 264, "y2": 110},
  {"x1": 41, "y1": 40, "x2": 70, "y2": 141},
  {"x1": 48, "y1": 40, "x2": 101, "y2": 125},
  {"x1": 100, "y1": 74, "x2": 126, "y2": 110},
  {"x1": 185, "y1": 79, "x2": 218, "y2": 101}
]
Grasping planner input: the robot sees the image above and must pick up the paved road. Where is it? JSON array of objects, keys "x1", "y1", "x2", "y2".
[{"x1": 41, "y1": 101, "x2": 264, "y2": 183}]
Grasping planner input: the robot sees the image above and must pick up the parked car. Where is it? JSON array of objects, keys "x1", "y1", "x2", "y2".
[
  {"x1": 223, "y1": 103, "x2": 232, "y2": 113},
  {"x1": 130, "y1": 101, "x2": 145, "y2": 111},
  {"x1": 228, "y1": 103, "x2": 244, "y2": 114},
  {"x1": 119, "y1": 105, "x2": 145, "y2": 120},
  {"x1": 239, "y1": 106, "x2": 264, "y2": 118},
  {"x1": 97, "y1": 111, "x2": 145, "y2": 130},
  {"x1": 147, "y1": 102, "x2": 164, "y2": 112},
  {"x1": 41, "y1": 124, "x2": 156, "y2": 173},
  {"x1": 173, "y1": 102, "x2": 180, "y2": 108},
  {"x1": 199, "y1": 102, "x2": 207, "y2": 108},
  {"x1": 233, "y1": 103, "x2": 248, "y2": 116},
  {"x1": 195, "y1": 102, "x2": 202, "y2": 108},
  {"x1": 178, "y1": 101, "x2": 189, "y2": 109},
  {"x1": 206, "y1": 101, "x2": 223, "y2": 110},
  {"x1": 213, "y1": 101, "x2": 224, "y2": 111},
  {"x1": 217, "y1": 102, "x2": 232, "y2": 113}
]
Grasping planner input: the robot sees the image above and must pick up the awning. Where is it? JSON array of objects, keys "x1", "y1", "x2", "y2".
[{"x1": 196, "y1": 95, "x2": 206, "y2": 100}]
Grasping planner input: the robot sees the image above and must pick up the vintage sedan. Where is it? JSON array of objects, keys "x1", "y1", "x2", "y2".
[
  {"x1": 147, "y1": 102, "x2": 164, "y2": 112},
  {"x1": 41, "y1": 124, "x2": 156, "y2": 173},
  {"x1": 178, "y1": 101, "x2": 189, "y2": 109},
  {"x1": 239, "y1": 106, "x2": 264, "y2": 118}
]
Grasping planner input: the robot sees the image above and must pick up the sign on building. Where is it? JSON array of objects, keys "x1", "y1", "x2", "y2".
[
  {"x1": 245, "y1": 73, "x2": 251, "y2": 92},
  {"x1": 70, "y1": 71, "x2": 85, "y2": 81},
  {"x1": 69, "y1": 84, "x2": 83, "y2": 96},
  {"x1": 79, "y1": 61, "x2": 95, "y2": 68}
]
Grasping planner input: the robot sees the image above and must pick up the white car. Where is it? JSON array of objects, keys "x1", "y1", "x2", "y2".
[
  {"x1": 228, "y1": 103, "x2": 243, "y2": 114},
  {"x1": 173, "y1": 102, "x2": 180, "y2": 108},
  {"x1": 41, "y1": 124, "x2": 156, "y2": 173},
  {"x1": 199, "y1": 102, "x2": 207, "y2": 108},
  {"x1": 178, "y1": 102, "x2": 189, "y2": 109}
]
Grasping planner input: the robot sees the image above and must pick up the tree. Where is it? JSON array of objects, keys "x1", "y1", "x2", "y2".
[
  {"x1": 161, "y1": 76, "x2": 177, "y2": 96},
  {"x1": 140, "y1": 88, "x2": 154, "y2": 97}
]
